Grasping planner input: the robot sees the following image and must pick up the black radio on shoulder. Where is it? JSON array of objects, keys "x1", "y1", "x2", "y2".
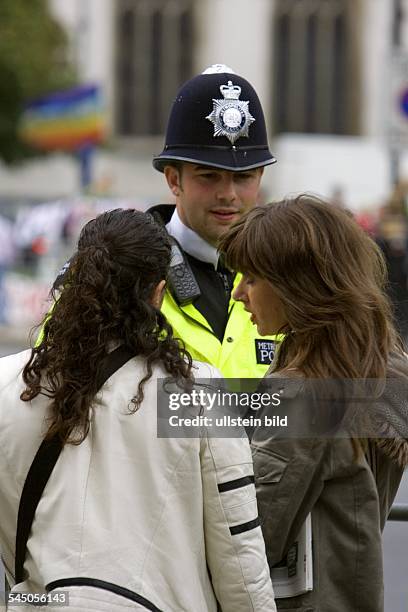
[{"x1": 167, "y1": 241, "x2": 201, "y2": 305}]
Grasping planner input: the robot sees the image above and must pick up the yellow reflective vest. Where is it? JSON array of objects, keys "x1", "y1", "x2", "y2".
[
  {"x1": 162, "y1": 274, "x2": 280, "y2": 378},
  {"x1": 37, "y1": 277, "x2": 280, "y2": 378}
]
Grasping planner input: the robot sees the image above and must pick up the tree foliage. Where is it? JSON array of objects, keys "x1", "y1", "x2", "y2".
[{"x1": 0, "y1": 0, "x2": 76, "y2": 163}]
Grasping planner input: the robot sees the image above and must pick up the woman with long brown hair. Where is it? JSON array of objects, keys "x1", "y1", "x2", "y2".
[
  {"x1": 0, "y1": 209, "x2": 275, "y2": 611},
  {"x1": 220, "y1": 194, "x2": 408, "y2": 612}
]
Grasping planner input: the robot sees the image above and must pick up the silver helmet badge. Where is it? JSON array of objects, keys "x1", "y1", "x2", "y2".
[{"x1": 206, "y1": 80, "x2": 255, "y2": 144}]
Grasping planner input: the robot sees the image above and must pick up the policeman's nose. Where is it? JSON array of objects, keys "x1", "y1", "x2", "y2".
[{"x1": 216, "y1": 177, "x2": 238, "y2": 203}]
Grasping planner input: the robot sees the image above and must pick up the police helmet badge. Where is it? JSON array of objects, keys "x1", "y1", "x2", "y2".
[{"x1": 206, "y1": 80, "x2": 255, "y2": 144}]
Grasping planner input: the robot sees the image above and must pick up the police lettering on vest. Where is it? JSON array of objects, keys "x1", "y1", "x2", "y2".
[{"x1": 255, "y1": 340, "x2": 276, "y2": 365}]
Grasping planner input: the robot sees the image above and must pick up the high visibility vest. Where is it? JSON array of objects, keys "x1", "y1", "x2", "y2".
[
  {"x1": 37, "y1": 277, "x2": 280, "y2": 378},
  {"x1": 162, "y1": 274, "x2": 280, "y2": 378}
]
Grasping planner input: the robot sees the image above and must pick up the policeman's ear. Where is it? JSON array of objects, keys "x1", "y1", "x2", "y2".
[
  {"x1": 164, "y1": 165, "x2": 183, "y2": 196},
  {"x1": 150, "y1": 279, "x2": 166, "y2": 309}
]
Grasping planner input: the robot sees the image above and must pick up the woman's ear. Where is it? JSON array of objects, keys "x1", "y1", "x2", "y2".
[{"x1": 150, "y1": 279, "x2": 166, "y2": 309}]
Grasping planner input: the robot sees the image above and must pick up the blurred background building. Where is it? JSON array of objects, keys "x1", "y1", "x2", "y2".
[{"x1": 0, "y1": 0, "x2": 407, "y2": 209}]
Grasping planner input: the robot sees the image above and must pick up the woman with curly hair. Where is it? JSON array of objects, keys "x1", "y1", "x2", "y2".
[
  {"x1": 0, "y1": 209, "x2": 275, "y2": 612},
  {"x1": 219, "y1": 194, "x2": 408, "y2": 612}
]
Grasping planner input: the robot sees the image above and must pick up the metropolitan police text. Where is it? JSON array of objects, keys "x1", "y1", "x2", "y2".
[{"x1": 168, "y1": 390, "x2": 282, "y2": 411}]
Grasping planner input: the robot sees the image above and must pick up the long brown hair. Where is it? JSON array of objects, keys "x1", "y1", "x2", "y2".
[
  {"x1": 220, "y1": 194, "x2": 404, "y2": 379},
  {"x1": 21, "y1": 209, "x2": 192, "y2": 444}
]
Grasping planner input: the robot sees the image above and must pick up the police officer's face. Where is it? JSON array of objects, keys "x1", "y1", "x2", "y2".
[
  {"x1": 164, "y1": 163, "x2": 263, "y2": 247},
  {"x1": 233, "y1": 273, "x2": 288, "y2": 336}
]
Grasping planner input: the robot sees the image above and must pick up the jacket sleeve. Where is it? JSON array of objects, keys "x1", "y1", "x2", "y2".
[
  {"x1": 200, "y1": 434, "x2": 276, "y2": 612},
  {"x1": 251, "y1": 434, "x2": 329, "y2": 567}
]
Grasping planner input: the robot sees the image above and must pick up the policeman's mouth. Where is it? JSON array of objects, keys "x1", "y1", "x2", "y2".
[{"x1": 210, "y1": 208, "x2": 240, "y2": 222}]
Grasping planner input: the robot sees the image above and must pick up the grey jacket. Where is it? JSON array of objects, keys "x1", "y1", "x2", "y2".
[{"x1": 252, "y1": 366, "x2": 408, "y2": 612}]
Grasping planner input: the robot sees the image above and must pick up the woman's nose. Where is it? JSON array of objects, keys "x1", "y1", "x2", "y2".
[{"x1": 233, "y1": 280, "x2": 246, "y2": 302}]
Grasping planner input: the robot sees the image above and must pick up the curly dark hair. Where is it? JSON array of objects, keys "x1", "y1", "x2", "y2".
[{"x1": 21, "y1": 209, "x2": 192, "y2": 444}]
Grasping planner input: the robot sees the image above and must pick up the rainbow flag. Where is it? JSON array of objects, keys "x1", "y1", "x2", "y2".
[{"x1": 19, "y1": 84, "x2": 106, "y2": 151}]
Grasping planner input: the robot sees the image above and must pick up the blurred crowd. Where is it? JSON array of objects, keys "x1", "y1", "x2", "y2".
[
  {"x1": 0, "y1": 197, "x2": 140, "y2": 328},
  {"x1": 355, "y1": 182, "x2": 408, "y2": 340}
]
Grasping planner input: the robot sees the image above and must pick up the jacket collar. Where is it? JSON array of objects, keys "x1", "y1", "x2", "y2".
[
  {"x1": 148, "y1": 204, "x2": 219, "y2": 268},
  {"x1": 166, "y1": 208, "x2": 219, "y2": 268}
]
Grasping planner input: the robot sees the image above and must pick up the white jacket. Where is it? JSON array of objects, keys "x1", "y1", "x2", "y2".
[{"x1": 0, "y1": 350, "x2": 276, "y2": 612}]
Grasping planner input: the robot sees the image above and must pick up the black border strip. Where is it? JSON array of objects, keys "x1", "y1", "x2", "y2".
[
  {"x1": 218, "y1": 475, "x2": 255, "y2": 493},
  {"x1": 46, "y1": 577, "x2": 163, "y2": 612},
  {"x1": 229, "y1": 517, "x2": 260, "y2": 536}
]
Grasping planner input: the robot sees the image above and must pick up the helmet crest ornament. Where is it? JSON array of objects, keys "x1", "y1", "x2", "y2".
[{"x1": 206, "y1": 80, "x2": 255, "y2": 144}]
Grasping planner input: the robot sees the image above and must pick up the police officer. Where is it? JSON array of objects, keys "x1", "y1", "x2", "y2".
[
  {"x1": 45, "y1": 65, "x2": 277, "y2": 377},
  {"x1": 149, "y1": 64, "x2": 278, "y2": 377}
]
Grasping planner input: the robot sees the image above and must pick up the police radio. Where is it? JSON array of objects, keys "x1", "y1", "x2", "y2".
[{"x1": 167, "y1": 241, "x2": 201, "y2": 306}]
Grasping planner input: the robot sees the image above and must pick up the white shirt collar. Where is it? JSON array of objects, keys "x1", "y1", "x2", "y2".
[{"x1": 166, "y1": 208, "x2": 219, "y2": 268}]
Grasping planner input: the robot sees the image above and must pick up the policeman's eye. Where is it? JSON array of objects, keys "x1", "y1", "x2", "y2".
[
  {"x1": 198, "y1": 172, "x2": 217, "y2": 180},
  {"x1": 235, "y1": 172, "x2": 257, "y2": 182}
]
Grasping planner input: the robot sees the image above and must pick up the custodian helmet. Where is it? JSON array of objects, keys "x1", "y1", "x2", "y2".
[{"x1": 153, "y1": 64, "x2": 276, "y2": 172}]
